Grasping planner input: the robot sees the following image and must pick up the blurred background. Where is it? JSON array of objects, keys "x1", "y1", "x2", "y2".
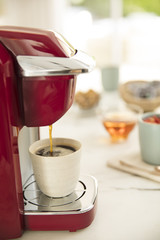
[{"x1": 1, "y1": 0, "x2": 160, "y2": 92}]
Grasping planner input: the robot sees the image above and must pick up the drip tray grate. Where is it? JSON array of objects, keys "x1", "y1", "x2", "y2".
[{"x1": 23, "y1": 175, "x2": 97, "y2": 215}]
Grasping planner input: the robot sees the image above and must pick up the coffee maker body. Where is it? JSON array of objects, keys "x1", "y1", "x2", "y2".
[{"x1": 0, "y1": 26, "x2": 97, "y2": 239}]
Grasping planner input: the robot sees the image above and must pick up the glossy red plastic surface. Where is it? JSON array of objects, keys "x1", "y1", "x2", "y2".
[
  {"x1": 22, "y1": 75, "x2": 76, "y2": 126},
  {"x1": 0, "y1": 44, "x2": 24, "y2": 239},
  {"x1": 0, "y1": 26, "x2": 77, "y2": 127},
  {"x1": 25, "y1": 198, "x2": 97, "y2": 232},
  {"x1": 0, "y1": 26, "x2": 75, "y2": 58}
]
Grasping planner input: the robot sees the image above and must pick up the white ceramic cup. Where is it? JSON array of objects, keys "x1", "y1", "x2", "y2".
[
  {"x1": 29, "y1": 138, "x2": 82, "y2": 198},
  {"x1": 101, "y1": 66, "x2": 119, "y2": 91}
]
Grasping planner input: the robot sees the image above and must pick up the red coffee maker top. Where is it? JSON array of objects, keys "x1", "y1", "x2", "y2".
[
  {"x1": 0, "y1": 26, "x2": 95, "y2": 127},
  {"x1": 0, "y1": 25, "x2": 75, "y2": 57}
]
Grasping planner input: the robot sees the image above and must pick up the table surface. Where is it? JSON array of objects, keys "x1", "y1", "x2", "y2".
[{"x1": 14, "y1": 92, "x2": 160, "y2": 240}]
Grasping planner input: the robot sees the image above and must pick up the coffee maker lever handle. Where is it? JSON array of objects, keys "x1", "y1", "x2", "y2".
[{"x1": 16, "y1": 50, "x2": 95, "y2": 77}]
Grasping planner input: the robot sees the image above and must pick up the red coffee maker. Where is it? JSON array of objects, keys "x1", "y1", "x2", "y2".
[{"x1": 0, "y1": 26, "x2": 97, "y2": 239}]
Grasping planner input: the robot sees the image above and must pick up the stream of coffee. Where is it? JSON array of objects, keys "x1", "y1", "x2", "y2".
[
  {"x1": 35, "y1": 125, "x2": 76, "y2": 157},
  {"x1": 49, "y1": 125, "x2": 53, "y2": 155}
]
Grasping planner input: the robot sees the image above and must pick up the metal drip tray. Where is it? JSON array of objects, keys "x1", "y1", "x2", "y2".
[{"x1": 23, "y1": 175, "x2": 97, "y2": 215}]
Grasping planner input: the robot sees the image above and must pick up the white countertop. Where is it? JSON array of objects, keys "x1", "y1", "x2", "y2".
[{"x1": 15, "y1": 93, "x2": 160, "y2": 240}]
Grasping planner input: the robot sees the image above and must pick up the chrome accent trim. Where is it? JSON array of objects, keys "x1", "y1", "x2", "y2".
[
  {"x1": 23, "y1": 175, "x2": 98, "y2": 215},
  {"x1": 17, "y1": 51, "x2": 95, "y2": 77}
]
